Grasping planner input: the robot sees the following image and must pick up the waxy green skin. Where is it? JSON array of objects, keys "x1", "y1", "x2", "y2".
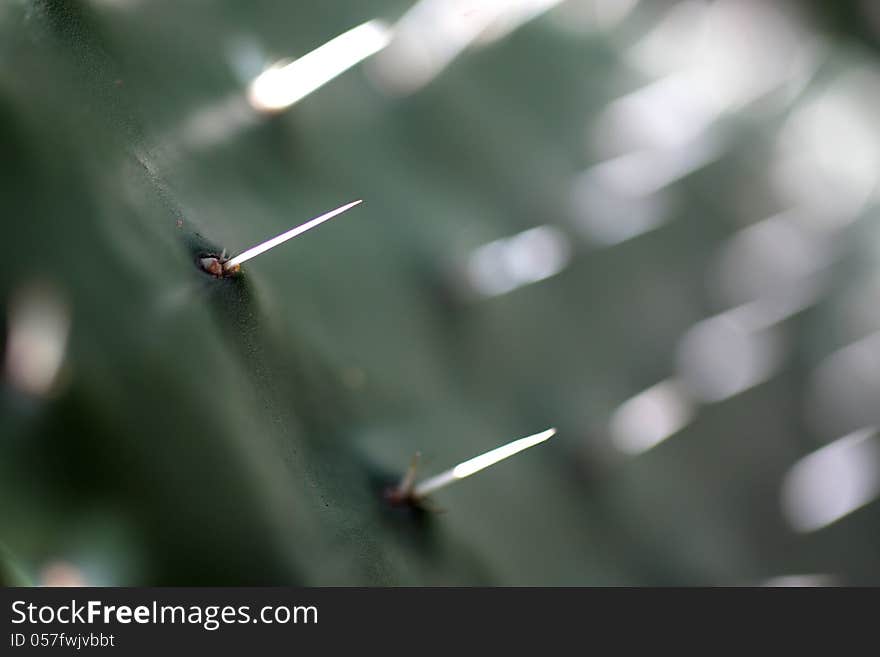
[{"x1": 2, "y1": 1, "x2": 877, "y2": 587}]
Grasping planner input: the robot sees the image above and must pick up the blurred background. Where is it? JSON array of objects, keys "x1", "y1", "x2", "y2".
[{"x1": 2, "y1": 0, "x2": 880, "y2": 586}]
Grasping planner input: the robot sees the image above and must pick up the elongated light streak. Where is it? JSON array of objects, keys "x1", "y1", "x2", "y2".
[
  {"x1": 225, "y1": 200, "x2": 362, "y2": 269},
  {"x1": 412, "y1": 428, "x2": 556, "y2": 499},
  {"x1": 248, "y1": 20, "x2": 392, "y2": 112}
]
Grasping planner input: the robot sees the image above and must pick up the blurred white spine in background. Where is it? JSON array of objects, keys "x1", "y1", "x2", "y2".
[
  {"x1": 465, "y1": 225, "x2": 572, "y2": 297},
  {"x1": 713, "y1": 211, "x2": 830, "y2": 314},
  {"x1": 168, "y1": 21, "x2": 391, "y2": 152},
  {"x1": 770, "y1": 69, "x2": 880, "y2": 226},
  {"x1": 4, "y1": 283, "x2": 70, "y2": 398},
  {"x1": 368, "y1": 0, "x2": 564, "y2": 95},
  {"x1": 248, "y1": 20, "x2": 392, "y2": 112},
  {"x1": 474, "y1": 0, "x2": 565, "y2": 45},
  {"x1": 807, "y1": 332, "x2": 880, "y2": 439},
  {"x1": 610, "y1": 379, "x2": 694, "y2": 455},
  {"x1": 548, "y1": 0, "x2": 639, "y2": 33},
  {"x1": 593, "y1": 75, "x2": 721, "y2": 159},
  {"x1": 626, "y1": 0, "x2": 817, "y2": 114},
  {"x1": 676, "y1": 308, "x2": 784, "y2": 403},
  {"x1": 573, "y1": 0, "x2": 819, "y2": 248},
  {"x1": 781, "y1": 428, "x2": 880, "y2": 533},
  {"x1": 761, "y1": 574, "x2": 838, "y2": 587},
  {"x1": 570, "y1": 135, "x2": 721, "y2": 246}
]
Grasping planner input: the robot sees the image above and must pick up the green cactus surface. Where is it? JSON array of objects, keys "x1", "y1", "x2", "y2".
[{"x1": 3, "y1": 0, "x2": 880, "y2": 586}]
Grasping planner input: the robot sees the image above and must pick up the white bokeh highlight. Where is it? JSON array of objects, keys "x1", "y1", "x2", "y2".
[{"x1": 781, "y1": 428, "x2": 880, "y2": 533}]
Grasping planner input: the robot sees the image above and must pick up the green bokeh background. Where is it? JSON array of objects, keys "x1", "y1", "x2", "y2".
[{"x1": 2, "y1": 0, "x2": 879, "y2": 585}]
